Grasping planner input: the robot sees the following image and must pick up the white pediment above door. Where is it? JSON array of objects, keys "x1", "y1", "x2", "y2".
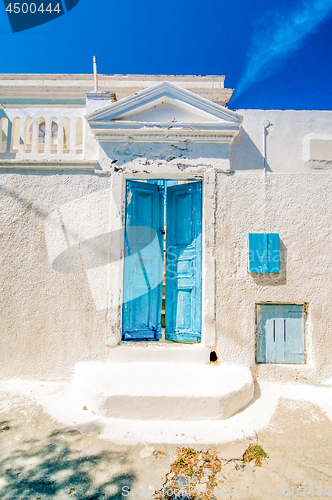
[
  {"x1": 115, "y1": 97, "x2": 226, "y2": 124},
  {"x1": 86, "y1": 81, "x2": 243, "y2": 143}
]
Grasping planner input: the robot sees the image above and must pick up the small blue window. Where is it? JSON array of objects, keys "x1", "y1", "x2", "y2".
[
  {"x1": 248, "y1": 233, "x2": 280, "y2": 273},
  {"x1": 256, "y1": 304, "x2": 305, "y2": 364}
]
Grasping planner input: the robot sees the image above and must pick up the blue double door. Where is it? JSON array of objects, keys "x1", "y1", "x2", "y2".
[{"x1": 122, "y1": 180, "x2": 202, "y2": 342}]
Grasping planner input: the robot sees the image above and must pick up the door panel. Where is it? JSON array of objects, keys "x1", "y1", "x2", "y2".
[
  {"x1": 165, "y1": 182, "x2": 202, "y2": 342},
  {"x1": 146, "y1": 179, "x2": 179, "y2": 221},
  {"x1": 122, "y1": 181, "x2": 164, "y2": 340}
]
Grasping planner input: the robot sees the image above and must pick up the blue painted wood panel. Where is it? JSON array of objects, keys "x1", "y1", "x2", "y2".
[
  {"x1": 165, "y1": 182, "x2": 202, "y2": 342},
  {"x1": 257, "y1": 304, "x2": 305, "y2": 364},
  {"x1": 122, "y1": 180, "x2": 164, "y2": 340},
  {"x1": 267, "y1": 234, "x2": 280, "y2": 273},
  {"x1": 248, "y1": 233, "x2": 280, "y2": 273},
  {"x1": 248, "y1": 233, "x2": 268, "y2": 273},
  {"x1": 147, "y1": 179, "x2": 179, "y2": 220}
]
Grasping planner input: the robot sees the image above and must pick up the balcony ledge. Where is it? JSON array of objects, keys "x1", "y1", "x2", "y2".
[{"x1": 0, "y1": 160, "x2": 98, "y2": 170}]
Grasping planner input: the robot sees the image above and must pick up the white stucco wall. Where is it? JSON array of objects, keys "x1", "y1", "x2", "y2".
[
  {"x1": 1, "y1": 99, "x2": 332, "y2": 383},
  {"x1": 0, "y1": 172, "x2": 113, "y2": 379},
  {"x1": 215, "y1": 170, "x2": 332, "y2": 382},
  {"x1": 232, "y1": 110, "x2": 332, "y2": 173}
]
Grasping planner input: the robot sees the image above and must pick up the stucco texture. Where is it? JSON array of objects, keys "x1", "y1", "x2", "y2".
[
  {"x1": 0, "y1": 171, "x2": 112, "y2": 380},
  {"x1": 215, "y1": 170, "x2": 332, "y2": 382}
]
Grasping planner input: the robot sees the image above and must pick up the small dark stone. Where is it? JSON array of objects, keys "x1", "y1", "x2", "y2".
[{"x1": 174, "y1": 475, "x2": 191, "y2": 487}]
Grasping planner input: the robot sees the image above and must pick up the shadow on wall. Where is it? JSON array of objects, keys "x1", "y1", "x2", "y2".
[
  {"x1": 0, "y1": 181, "x2": 49, "y2": 219},
  {"x1": 0, "y1": 171, "x2": 100, "y2": 229},
  {"x1": 51, "y1": 227, "x2": 160, "y2": 274},
  {"x1": 0, "y1": 421, "x2": 135, "y2": 499},
  {"x1": 249, "y1": 238, "x2": 287, "y2": 286},
  {"x1": 231, "y1": 128, "x2": 272, "y2": 171},
  {"x1": 44, "y1": 191, "x2": 166, "y2": 311}
]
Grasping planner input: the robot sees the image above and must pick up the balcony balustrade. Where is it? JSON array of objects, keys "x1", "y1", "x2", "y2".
[{"x1": 0, "y1": 109, "x2": 86, "y2": 161}]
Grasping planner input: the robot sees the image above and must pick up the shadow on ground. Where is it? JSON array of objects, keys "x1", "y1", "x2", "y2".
[{"x1": 0, "y1": 421, "x2": 135, "y2": 500}]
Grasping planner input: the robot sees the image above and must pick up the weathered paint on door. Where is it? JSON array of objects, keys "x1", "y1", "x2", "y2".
[
  {"x1": 256, "y1": 304, "x2": 305, "y2": 364},
  {"x1": 146, "y1": 179, "x2": 179, "y2": 220},
  {"x1": 165, "y1": 182, "x2": 202, "y2": 342},
  {"x1": 122, "y1": 180, "x2": 164, "y2": 340}
]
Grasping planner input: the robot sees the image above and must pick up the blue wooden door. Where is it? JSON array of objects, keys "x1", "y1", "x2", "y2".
[
  {"x1": 122, "y1": 181, "x2": 164, "y2": 340},
  {"x1": 165, "y1": 182, "x2": 202, "y2": 342},
  {"x1": 257, "y1": 304, "x2": 305, "y2": 363},
  {"x1": 147, "y1": 179, "x2": 179, "y2": 220}
]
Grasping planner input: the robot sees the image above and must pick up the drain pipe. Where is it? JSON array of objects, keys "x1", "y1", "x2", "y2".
[
  {"x1": 263, "y1": 119, "x2": 272, "y2": 172},
  {"x1": 262, "y1": 119, "x2": 273, "y2": 230},
  {"x1": 93, "y1": 55, "x2": 98, "y2": 92}
]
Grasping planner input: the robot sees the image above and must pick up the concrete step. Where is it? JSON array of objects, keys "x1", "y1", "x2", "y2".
[
  {"x1": 70, "y1": 362, "x2": 254, "y2": 421},
  {"x1": 106, "y1": 343, "x2": 211, "y2": 363}
]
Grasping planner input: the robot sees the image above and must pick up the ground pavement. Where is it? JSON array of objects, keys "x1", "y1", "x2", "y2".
[{"x1": 0, "y1": 380, "x2": 331, "y2": 499}]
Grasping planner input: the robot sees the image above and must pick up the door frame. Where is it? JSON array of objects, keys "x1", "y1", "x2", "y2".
[{"x1": 107, "y1": 167, "x2": 216, "y2": 350}]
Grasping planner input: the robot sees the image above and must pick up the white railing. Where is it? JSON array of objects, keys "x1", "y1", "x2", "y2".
[{"x1": 0, "y1": 108, "x2": 87, "y2": 161}]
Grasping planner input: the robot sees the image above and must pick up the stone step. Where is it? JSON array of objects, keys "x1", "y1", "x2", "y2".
[{"x1": 70, "y1": 362, "x2": 254, "y2": 421}]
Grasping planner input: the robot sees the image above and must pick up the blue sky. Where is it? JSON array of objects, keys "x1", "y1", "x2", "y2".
[{"x1": 0, "y1": 0, "x2": 332, "y2": 110}]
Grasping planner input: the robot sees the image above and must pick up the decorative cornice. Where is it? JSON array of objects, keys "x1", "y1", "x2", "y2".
[
  {"x1": 90, "y1": 121, "x2": 241, "y2": 131},
  {"x1": 0, "y1": 74, "x2": 233, "y2": 106},
  {"x1": 93, "y1": 131, "x2": 238, "y2": 143}
]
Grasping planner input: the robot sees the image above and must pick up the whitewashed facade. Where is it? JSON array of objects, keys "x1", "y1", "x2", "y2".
[{"x1": 1, "y1": 74, "x2": 332, "y2": 418}]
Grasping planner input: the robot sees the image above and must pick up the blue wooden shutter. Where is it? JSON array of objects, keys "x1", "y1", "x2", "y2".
[
  {"x1": 165, "y1": 182, "x2": 202, "y2": 342},
  {"x1": 267, "y1": 233, "x2": 280, "y2": 272},
  {"x1": 122, "y1": 181, "x2": 164, "y2": 340},
  {"x1": 257, "y1": 304, "x2": 305, "y2": 364},
  {"x1": 248, "y1": 233, "x2": 280, "y2": 273},
  {"x1": 248, "y1": 233, "x2": 268, "y2": 273}
]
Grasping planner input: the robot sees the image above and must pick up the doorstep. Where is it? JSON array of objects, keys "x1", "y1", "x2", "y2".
[
  {"x1": 70, "y1": 362, "x2": 254, "y2": 421},
  {"x1": 106, "y1": 343, "x2": 211, "y2": 364}
]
